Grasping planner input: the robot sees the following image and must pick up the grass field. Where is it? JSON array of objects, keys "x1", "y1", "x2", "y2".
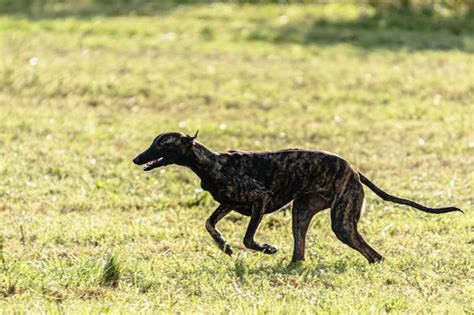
[{"x1": 0, "y1": 3, "x2": 473, "y2": 313}]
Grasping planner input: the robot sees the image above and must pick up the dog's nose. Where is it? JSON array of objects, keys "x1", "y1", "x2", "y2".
[{"x1": 132, "y1": 156, "x2": 141, "y2": 165}]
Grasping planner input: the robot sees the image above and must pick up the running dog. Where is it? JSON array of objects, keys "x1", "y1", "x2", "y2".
[{"x1": 133, "y1": 131, "x2": 462, "y2": 264}]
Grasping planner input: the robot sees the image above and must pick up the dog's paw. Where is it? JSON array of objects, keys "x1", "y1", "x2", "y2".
[
  {"x1": 221, "y1": 243, "x2": 233, "y2": 256},
  {"x1": 262, "y1": 244, "x2": 278, "y2": 254}
]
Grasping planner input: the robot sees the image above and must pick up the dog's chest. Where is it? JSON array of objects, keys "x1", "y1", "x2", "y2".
[
  {"x1": 200, "y1": 181, "x2": 231, "y2": 206},
  {"x1": 199, "y1": 178, "x2": 242, "y2": 204},
  {"x1": 200, "y1": 180, "x2": 213, "y2": 194}
]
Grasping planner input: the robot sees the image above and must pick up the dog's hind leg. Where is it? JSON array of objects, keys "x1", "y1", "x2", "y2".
[
  {"x1": 330, "y1": 178, "x2": 383, "y2": 264},
  {"x1": 206, "y1": 204, "x2": 233, "y2": 256},
  {"x1": 291, "y1": 194, "x2": 329, "y2": 263}
]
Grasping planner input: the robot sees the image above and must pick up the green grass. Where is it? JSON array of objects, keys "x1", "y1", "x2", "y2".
[{"x1": 0, "y1": 3, "x2": 473, "y2": 313}]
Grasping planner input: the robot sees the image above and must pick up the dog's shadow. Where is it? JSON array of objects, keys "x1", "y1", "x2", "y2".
[{"x1": 230, "y1": 256, "x2": 370, "y2": 282}]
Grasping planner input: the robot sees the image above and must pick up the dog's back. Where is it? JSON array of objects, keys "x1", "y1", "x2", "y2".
[{"x1": 219, "y1": 149, "x2": 351, "y2": 203}]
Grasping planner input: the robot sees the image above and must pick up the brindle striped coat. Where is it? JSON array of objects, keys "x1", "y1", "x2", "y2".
[{"x1": 133, "y1": 131, "x2": 461, "y2": 264}]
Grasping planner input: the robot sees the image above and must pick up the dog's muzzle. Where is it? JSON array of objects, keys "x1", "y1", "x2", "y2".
[
  {"x1": 133, "y1": 154, "x2": 165, "y2": 171},
  {"x1": 142, "y1": 157, "x2": 164, "y2": 171}
]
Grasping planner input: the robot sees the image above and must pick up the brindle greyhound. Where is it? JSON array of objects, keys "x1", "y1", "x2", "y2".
[{"x1": 132, "y1": 131, "x2": 462, "y2": 264}]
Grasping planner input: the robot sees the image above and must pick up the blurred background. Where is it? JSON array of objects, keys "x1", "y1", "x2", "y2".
[
  {"x1": 0, "y1": 0, "x2": 473, "y2": 16},
  {"x1": 0, "y1": 0, "x2": 472, "y2": 313}
]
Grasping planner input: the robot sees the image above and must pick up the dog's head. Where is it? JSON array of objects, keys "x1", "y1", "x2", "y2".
[{"x1": 133, "y1": 131, "x2": 198, "y2": 171}]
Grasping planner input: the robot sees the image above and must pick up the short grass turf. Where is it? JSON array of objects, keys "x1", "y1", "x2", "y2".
[{"x1": 0, "y1": 3, "x2": 473, "y2": 314}]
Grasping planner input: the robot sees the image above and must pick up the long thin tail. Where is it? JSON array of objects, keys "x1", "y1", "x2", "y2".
[{"x1": 358, "y1": 172, "x2": 463, "y2": 214}]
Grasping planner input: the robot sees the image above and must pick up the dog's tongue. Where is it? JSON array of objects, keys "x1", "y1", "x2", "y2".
[
  {"x1": 144, "y1": 161, "x2": 155, "y2": 168},
  {"x1": 143, "y1": 157, "x2": 163, "y2": 170}
]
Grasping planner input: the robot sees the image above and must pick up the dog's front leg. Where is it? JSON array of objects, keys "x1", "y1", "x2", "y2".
[
  {"x1": 243, "y1": 199, "x2": 278, "y2": 254},
  {"x1": 206, "y1": 204, "x2": 233, "y2": 256}
]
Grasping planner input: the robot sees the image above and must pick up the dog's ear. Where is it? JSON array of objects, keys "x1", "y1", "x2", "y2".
[{"x1": 181, "y1": 130, "x2": 199, "y2": 147}]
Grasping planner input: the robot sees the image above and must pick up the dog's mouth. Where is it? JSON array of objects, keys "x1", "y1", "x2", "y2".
[{"x1": 143, "y1": 157, "x2": 164, "y2": 171}]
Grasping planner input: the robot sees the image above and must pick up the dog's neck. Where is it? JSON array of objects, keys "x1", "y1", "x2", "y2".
[{"x1": 186, "y1": 141, "x2": 223, "y2": 180}]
